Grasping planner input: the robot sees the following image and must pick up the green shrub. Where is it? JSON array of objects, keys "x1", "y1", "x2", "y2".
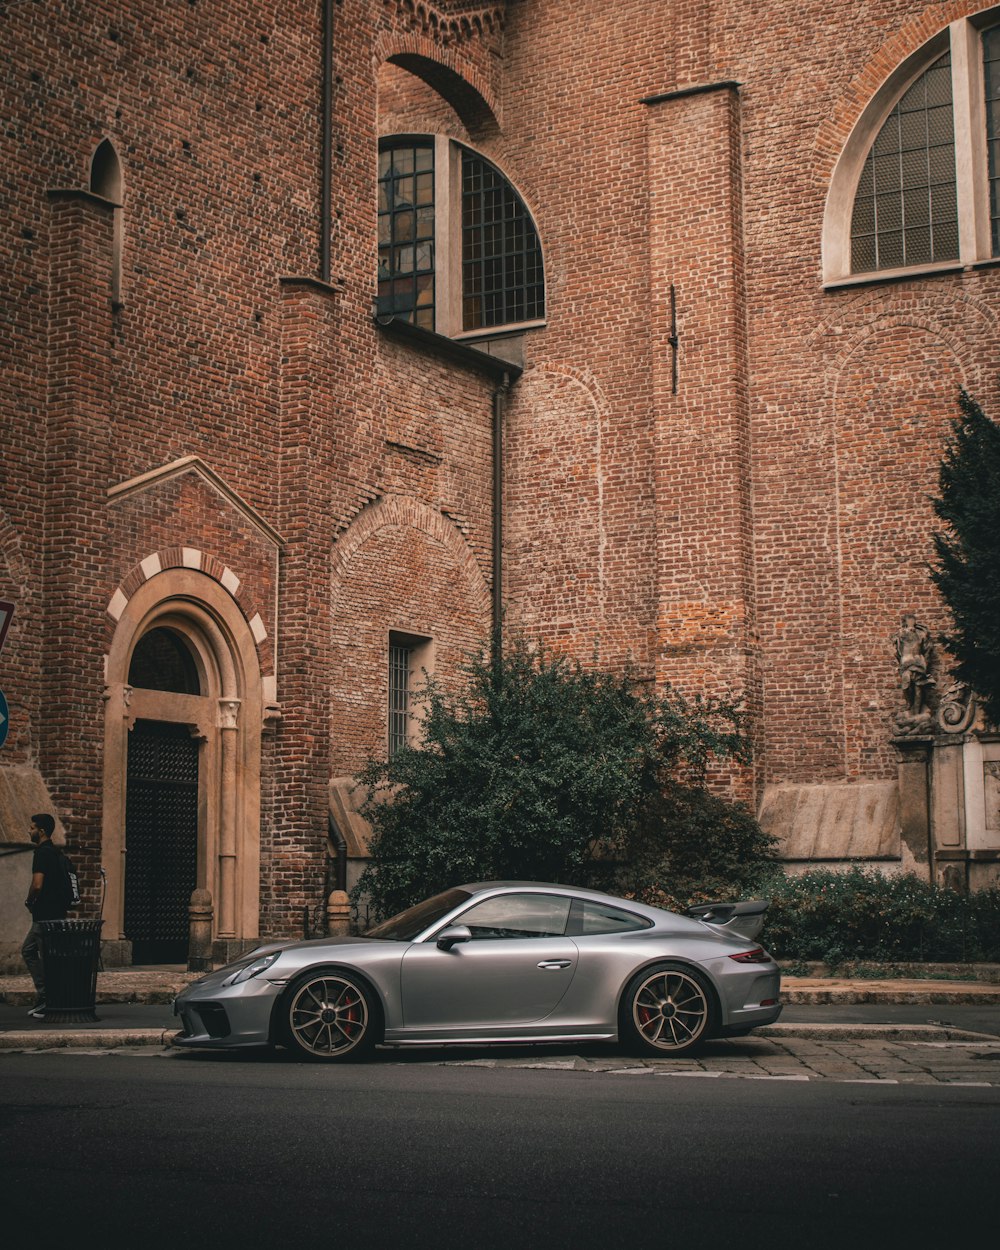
[
  {"x1": 602, "y1": 784, "x2": 779, "y2": 906},
  {"x1": 353, "y1": 637, "x2": 753, "y2": 922},
  {"x1": 761, "y1": 867, "x2": 1000, "y2": 964}
]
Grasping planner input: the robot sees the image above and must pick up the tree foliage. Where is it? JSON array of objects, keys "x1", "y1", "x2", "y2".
[
  {"x1": 353, "y1": 638, "x2": 772, "y2": 921},
  {"x1": 931, "y1": 389, "x2": 1000, "y2": 726}
]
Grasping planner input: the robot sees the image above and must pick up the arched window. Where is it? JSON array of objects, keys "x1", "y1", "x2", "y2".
[
  {"x1": 90, "y1": 138, "x2": 123, "y2": 306},
  {"x1": 850, "y1": 52, "x2": 958, "y2": 273},
  {"x1": 377, "y1": 136, "x2": 545, "y2": 337},
  {"x1": 825, "y1": 10, "x2": 1000, "y2": 284},
  {"x1": 128, "y1": 627, "x2": 201, "y2": 695}
]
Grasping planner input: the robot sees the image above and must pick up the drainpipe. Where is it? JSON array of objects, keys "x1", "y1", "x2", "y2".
[
  {"x1": 320, "y1": 0, "x2": 333, "y2": 283},
  {"x1": 492, "y1": 372, "x2": 511, "y2": 658}
]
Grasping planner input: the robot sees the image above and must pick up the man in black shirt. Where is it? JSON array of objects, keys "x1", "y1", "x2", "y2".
[{"x1": 22, "y1": 812, "x2": 67, "y2": 1018}]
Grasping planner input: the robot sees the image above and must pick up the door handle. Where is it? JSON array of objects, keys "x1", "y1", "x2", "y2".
[{"x1": 537, "y1": 960, "x2": 572, "y2": 970}]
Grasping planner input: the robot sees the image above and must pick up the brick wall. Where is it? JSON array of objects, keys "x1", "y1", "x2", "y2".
[{"x1": 3, "y1": 0, "x2": 1000, "y2": 940}]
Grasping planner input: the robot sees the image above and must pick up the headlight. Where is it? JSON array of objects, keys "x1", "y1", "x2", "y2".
[{"x1": 228, "y1": 951, "x2": 282, "y2": 984}]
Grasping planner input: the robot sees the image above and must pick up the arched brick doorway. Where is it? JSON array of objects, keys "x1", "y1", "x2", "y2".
[{"x1": 102, "y1": 570, "x2": 263, "y2": 967}]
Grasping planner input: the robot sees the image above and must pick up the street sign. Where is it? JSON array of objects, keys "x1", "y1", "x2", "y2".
[
  {"x1": 0, "y1": 689, "x2": 8, "y2": 750},
  {"x1": 0, "y1": 601, "x2": 13, "y2": 657}
]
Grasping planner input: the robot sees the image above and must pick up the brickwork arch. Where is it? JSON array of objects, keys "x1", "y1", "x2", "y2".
[
  {"x1": 815, "y1": 1, "x2": 983, "y2": 176},
  {"x1": 331, "y1": 493, "x2": 491, "y2": 615},
  {"x1": 374, "y1": 27, "x2": 501, "y2": 132},
  {"x1": 816, "y1": 285, "x2": 999, "y2": 399}
]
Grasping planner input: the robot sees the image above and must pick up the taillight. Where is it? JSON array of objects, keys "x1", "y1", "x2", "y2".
[{"x1": 728, "y1": 948, "x2": 770, "y2": 963}]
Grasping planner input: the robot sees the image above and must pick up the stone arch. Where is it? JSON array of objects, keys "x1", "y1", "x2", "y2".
[
  {"x1": 817, "y1": 3, "x2": 998, "y2": 279},
  {"x1": 101, "y1": 566, "x2": 264, "y2": 964}
]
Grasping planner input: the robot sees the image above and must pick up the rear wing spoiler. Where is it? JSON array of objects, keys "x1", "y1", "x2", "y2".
[{"x1": 686, "y1": 898, "x2": 770, "y2": 942}]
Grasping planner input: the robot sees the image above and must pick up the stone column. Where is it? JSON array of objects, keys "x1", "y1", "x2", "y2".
[
  {"x1": 893, "y1": 737, "x2": 932, "y2": 878},
  {"x1": 217, "y1": 698, "x2": 241, "y2": 937},
  {"x1": 188, "y1": 888, "x2": 214, "y2": 972}
]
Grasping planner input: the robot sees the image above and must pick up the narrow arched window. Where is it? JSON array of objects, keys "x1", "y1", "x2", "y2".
[{"x1": 90, "y1": 139, "x2": 123, "y2": 307}]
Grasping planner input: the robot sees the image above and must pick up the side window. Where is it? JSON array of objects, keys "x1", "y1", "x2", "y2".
[
  {"x1": 387, "y1": 631, "x2": 432, "y2": 758},
  {"x1": 456, "y1": 893, "x2": 572, "y2": 939},
  {"x1": 570, "y1": 899, "x2": 651, "y2": 936}
]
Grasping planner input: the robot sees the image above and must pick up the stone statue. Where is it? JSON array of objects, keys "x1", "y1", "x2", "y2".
[{"x1": 893, "y1": 614, "x2": 935, "y2": 734}]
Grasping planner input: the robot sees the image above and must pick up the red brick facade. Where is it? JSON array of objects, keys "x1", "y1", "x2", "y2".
[{"x1": 3, "y1": 1, "x2": 999, "y2": 951}]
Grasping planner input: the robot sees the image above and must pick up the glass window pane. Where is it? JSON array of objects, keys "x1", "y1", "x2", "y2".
[
  {"x1": 877, "y1": 194, "x2": 903, "y2": 231},
  {"x1": 904, "y1": 225, "x2": 932, "y2": 266},
  {"x1": 879, "y1": 231, "x2": 905, "y2": 268},
  {"x1": 574, "y1": 901, "x2": 650, "y2": 935},
  {"x1": 903, "y1": 187, "x2": 930, "y2": 227},
  {"x1": 851, "y1": 51, "x2": 955, "y2": 274},
  {"x1": 456, "y1": 893, "x2": 572, "y2": 940},
  {"x1": 461, "y1": 149, "x2": 545, "y2": 330},
  {"x1": 852, "y1": 233, "x2": 878, "y2": 272},
  {"x1": 376, "y1": 141, "x2": 435, "y2": 326},
  {"x1": 933, "y1": 219, "x2": 959, "y2": 259},
  {"x1": 984, "y1": 27, "x2": 1000, "y2": 254}
]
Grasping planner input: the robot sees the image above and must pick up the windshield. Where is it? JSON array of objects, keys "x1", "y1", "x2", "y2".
[{"x1": 364, "y1": 888, "x2": 472, "y2": 942}]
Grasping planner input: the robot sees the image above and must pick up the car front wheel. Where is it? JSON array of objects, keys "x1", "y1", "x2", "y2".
[
  {"x1": 280, "y1": 970, "x2": 376, "y2": 1061},
  {"x1": 620, "y1": 963, "x2": 715, "y2": 1057}
]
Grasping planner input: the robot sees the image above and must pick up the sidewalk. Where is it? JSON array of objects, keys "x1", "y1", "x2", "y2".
[{"x1": 1, "y1": 965, "x2": 999, "y2": 1050}]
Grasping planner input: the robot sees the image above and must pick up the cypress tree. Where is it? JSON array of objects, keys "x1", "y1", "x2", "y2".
[{"x1": 931, "y1": 390, "x2": 1000, "y2": 726}]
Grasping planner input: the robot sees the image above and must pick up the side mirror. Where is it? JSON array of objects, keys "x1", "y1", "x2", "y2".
[{"x1": 436, "y1": 924, "x2": 472, "y2": 951}]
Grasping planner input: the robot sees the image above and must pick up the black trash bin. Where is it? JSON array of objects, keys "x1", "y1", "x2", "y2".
[{"x1": 38, "y1": 919, "x2": 103, "y2": 1023}]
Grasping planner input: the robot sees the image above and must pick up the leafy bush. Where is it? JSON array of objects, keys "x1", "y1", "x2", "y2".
[
  {"x1": 353, "y1": 638, "x2": 757, "y2": 921},
  {"x1": 603, "y1": 784, "x2": 778, "y2": 906},
  {"x1": 761, "y1": 867, "x2": 1000, "y2": 964}
]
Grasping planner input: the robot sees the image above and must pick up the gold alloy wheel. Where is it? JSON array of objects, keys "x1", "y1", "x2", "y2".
[
  {"x1": 630, "y1": 967, "x2": 710, "y2": 1053},
  {"x1": 287, "y1": 973, "x2": 371, "y2": 1059}
]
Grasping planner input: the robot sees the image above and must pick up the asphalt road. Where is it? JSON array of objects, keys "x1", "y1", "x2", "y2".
[{"x1": 2, "y1": 1051, "x2": 997, "y2": 1249}]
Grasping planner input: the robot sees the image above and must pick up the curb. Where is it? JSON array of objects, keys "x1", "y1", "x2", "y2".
[
  {"x1": 0, "y1": 1029, "x2": 180, "y2": 1050},
  {"x1": 2, "y1": 1023, "x2": 999, "y2": 1051}
]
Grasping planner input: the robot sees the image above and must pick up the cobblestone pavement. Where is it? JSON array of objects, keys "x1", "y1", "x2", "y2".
[{"x1": 3, "y1": 1034, "x2": 999, "y2": 1086}]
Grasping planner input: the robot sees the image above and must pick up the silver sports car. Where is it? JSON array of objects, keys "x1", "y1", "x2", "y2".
[{"x1": 173, "y1": 882, "x2": 782, "y2": 1061}]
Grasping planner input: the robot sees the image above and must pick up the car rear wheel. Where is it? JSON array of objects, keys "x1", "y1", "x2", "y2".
[
  {"x1": 280, "y1": 970, "x2": 376, "y2": 1062},
  {"x1": 620, "y1": 962, "x2": 715, "y2": 1057}
]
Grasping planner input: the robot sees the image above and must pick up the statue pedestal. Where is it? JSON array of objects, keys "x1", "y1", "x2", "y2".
[{"x1": 894, "y1": 731, "x2": 1000, "y2": 891}]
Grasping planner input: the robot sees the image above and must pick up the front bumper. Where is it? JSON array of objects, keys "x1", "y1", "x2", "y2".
[{"x1": 173, "y1": 976, "x2": 283, "y2": 1048}]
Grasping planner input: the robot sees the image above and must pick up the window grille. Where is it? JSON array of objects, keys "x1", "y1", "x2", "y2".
[
  {"x1": 378, "y1": 142, "x2": 435, "y2": 329},
  {"x1": 461, "y1": 151, "x2": 544, "y2": 331},
  {"x1": 851, "y1": 52, "x2": 958, "y2": 273},
  {"x1": 388, "y1": 642, "x2": 412, "y2": 757}
]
